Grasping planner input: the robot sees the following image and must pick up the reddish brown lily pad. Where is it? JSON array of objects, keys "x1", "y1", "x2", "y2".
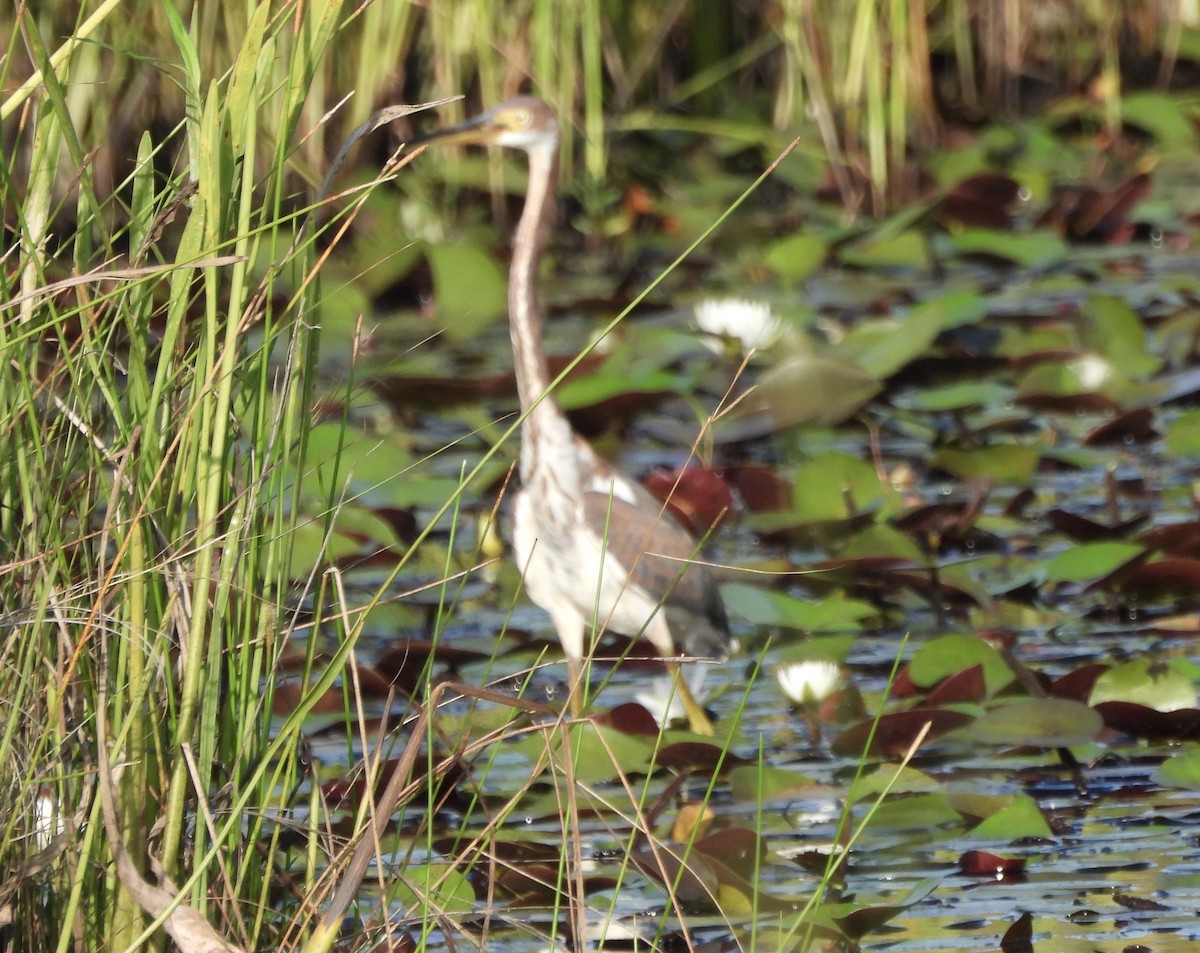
[
  {"x1": 958, "y1": 849, "x2": 1027, "y2": 878},
  {"x1": 831, "y1": 708, "x2": 975, "y2": 758}
]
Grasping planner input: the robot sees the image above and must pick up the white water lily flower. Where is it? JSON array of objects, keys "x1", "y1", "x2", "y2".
[
  {"x1": 34, "y1": 788, "x2": 63, "y2": 850},
  {"x1": 776, "y1": 660, "x2": 841, "y2": 706},
  {"x1": 693, "y1": 298, "x2": 781, "y2": 354},
  {"x1": 635, "y1": 667, "x2": 709, "y2": 729}
]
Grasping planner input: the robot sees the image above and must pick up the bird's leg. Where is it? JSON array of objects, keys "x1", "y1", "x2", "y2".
[
  {"x1": 667, "y1": 661, "x2": 715, "y2": 736},
  {"x1": 565, "y1": 655, "x2": 586, "y2": 717}
]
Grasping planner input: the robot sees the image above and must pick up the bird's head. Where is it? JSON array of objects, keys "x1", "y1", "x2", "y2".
[{"x1": 411, "y1": 96, "x2": 559, "y2": 153}]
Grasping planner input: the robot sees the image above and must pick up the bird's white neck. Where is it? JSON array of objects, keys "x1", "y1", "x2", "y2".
[{"x1": 509, "y1": 139, "x2": 574, "y2": 485}]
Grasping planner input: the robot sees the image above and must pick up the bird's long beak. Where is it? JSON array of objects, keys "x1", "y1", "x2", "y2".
[{"x1": 408, "y1": 109, "x2": 496, "y2": 148}]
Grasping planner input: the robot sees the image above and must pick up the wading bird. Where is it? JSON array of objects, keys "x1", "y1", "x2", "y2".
[{"x1": 413, "y1": 97, "x2": 731, "y2": 734}]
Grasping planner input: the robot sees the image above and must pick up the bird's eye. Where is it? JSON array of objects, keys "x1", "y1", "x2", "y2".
[{"x1": 513, "y1": 108, "x2": 531, "y2": 128}]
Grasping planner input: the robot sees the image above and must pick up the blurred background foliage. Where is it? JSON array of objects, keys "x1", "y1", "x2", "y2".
[{"x1": 2, "y1": 0, "x2": 1196, "y2": 221}]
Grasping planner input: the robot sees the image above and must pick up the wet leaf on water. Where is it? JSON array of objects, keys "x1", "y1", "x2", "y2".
[
  {"x1": 1153, "y1": 749, "x2": 1200, "y2": 790},
  {"x1": 719, "y1": 583, "x2": 875, "y2": 631},
  {"x1": 694, "y1": 828, "x2": 768, "y2": 881},
  {"x1": 425, "y1": 241, "x2": 506, "y2": 334},
  {"x1": 1088, "y1": 659, "x2": 1198, "y2": 712},
  {"x1": 831, "y1": 708, "x2": 975, "y2": 758},
  {"x1": 828, "y1": 876, "x2": 941, "y2": 939},
  {"x1": 1043, "y1": 541, "x2": 1146, "y2": 584},
  {"x1": 953, "y1": 697, "x2": 1102, "y2": 748},
  {"x1": 835, "y1": 303, "x2": 944, "y2": 380},
  {"x1": 1082, "y1": 296, "x2": 1160, "y2": 378},
  {"x1": 284, "y1": 521, "x2": 372, "y2": 578},
  {"x1": 839, "y1": 230, "x2": 931, "y2": 269},
  {"x1": 597, "y1": 703, "x2": 662, "y2": 736},
  {"x1": 1139, "y1": 520, "x2": 1200, "y2": 556},
  {"x1": 715, "y1": 354, "x2": 880, "y2": 439},
  {"x1": 789, "y1": 452, "x2": 893, "y2": 522},
  {"x1": 933, "y1": 444, "x2": 1040, "y2": 486},
  {"x1": 670, "y1": 801, "x2": 714, "y2": 842},
  {"x1": 1045, "y1": 508, "x2": 1147, "y2": 542},
  {"x1": 538, "y1": 721, "x2": 656, "y2": 782},
  {"x1": 1094, "y1": 701, "x2": 1200, "y2": 740},
  {"x1": 1115, "y1": 557, "x2": 1200, "y2": 599},
  {"x1": 937, "y1": 174, "x2": 1021, "y2": 230},
  {"x1": 925, "y1": 664, "x2": 989, "y2": 705},
  {"x1": 388, "y1": 862, "x2": 476, "y2": 917},
  {"x1": 728, "y1": 764, "x2": 818, "y2": 802},
  {"x1": 957, "y1": 849, "x2": 1027, "y2": 878},
  {"x1": 763, "y1": 232, "x2": 828, "y2": 283},
  {"x1": 1121, "y1": 93, "x2": 1197, "y2": 148},
  {"x1": 629, "y1": 844, "x2": 720, "y2": 904},
  {"x1": 1083, "y1": 407, "x2": 1157, "y2": 445},
  {"x1": 1165, "y1": 409, "x2": 1200, "y2": 456},
  {"x1": 893, "y1": 379, "x2": 1011, "y2": 412},
  {"x1": 1001, "y1": 911, "x2": 1035, "y2": 953},
  {"x1": 847, "y1": 764, "x2": 941, "y2": 802},
  {"x1": 723, "y1": 463, "x2": 792, "y2": 513},
  {"x1": 653, "y1": 741, "x2": 747, "y2": 772},
  {"x1": 1015, "y1": 356, "x2": 1126, "y2": 401},
  {"x1": 556, "y1": 365, "x2": 687, "y2": 411},
  {"x1": 967, "y1": 794, "x2": 1054, "y2": 840},
  {"x1": 945, "y1": 228, "x2": 1068, "y2": 268},
  {"x1": 908, "y1": 634, "x2": 1014, "y2": 697},
  {"x1": 1049, "y1": 663, "x2": 1108, "y2": 703},
  {"x1": 1112, "y1": 892, "x2": 1170, "y2": 912}
]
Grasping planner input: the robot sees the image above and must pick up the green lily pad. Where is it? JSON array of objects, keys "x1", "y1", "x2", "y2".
[
  {"x1": 717, "y1": 354, "x2": 880, "y2": 438},
  {"x1": 1165, "y1": 409, "x2": 1200, "y2": 456},
  {"x1": 894, "y1": 380, "x2": 1011, "y2": 412},
  {"x1": 1088, "y1": 659, "x2": 1198, "y2": 712},
  {"x1": 967, "y1": 793, "x2": 1053, "y2": 840},
  {"x1": 719, "y1": 583, "x2": 875, "y2": 631},
  {"x1": 908, "y1": 634, "x2": 1014, "y2": 696},
  {"x1": 933, "y1": 444, "x2": 1040, "y2": 486},
  {"x1": 839, "y1": 230, "x2": 931, "y2": 269},
  {"x1": 1155, "y1": 749, "x2": 1200, "y2": 790},
  {"x1": 945, "y1": 228, "x2": 1067, "y2": 268},
  {"x1": 1043, "y1": 541, "x2": 1145, "y2": 584},
  {"x1": 954, "y1": 697, "x2": 1102, "y2": 748},
  {"x1": 763, "y1": 232, "x2": 828, "y2": 283},
  {"x1": 389, "y1": 863, "x2": 475, "y2": 917},
  {"x1": 425, "y1": 241, "x2": 507, "y2": 334}
]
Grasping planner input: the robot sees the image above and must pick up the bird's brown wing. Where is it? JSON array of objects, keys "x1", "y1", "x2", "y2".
[{"x1": 581, "y1": 475, "x2": 731, "y2": 658}]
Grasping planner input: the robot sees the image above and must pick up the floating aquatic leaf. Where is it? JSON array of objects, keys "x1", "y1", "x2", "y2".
[
  {"x1": 894, "y1": 379, "x2": 1011, "y2": 412},
  {"x1": 967, "y1": 794, "x2": 1053, "y2": 840},
  {"x1": 908, "y1": 634, "x2": 1013, "y2": 697},
  {"x1": 1043, "y1": 541, "x2": 1145, "y2": 584},
  {"x1": 848, "y1": 764, "x2": 940, "y2": 802},
  {"x1": 1154, "y1": 749, "x2": 1200, "y2": 790},
  {"x1": 1122, "y1": 92, "x2": 1197, "y2": 147},
  {"x1": 933, "y1": 444, "x2": 1040, "y2": 486},
  {"x1": 953, "y1": 698, "x2": 1102, "y2": 748},
  {"x1": 958, "y1": 849, "x2": 1027, "y2": 878},
  {"x1": 1094, "y1": 701, "x2": 1200, "y2": 740},
  {"x1": 945, "y1": 228, "x2": 1068, "y2": 267},
  {"x1": 839, "y1": 230, "x2": 931, "y2": 269},
  {"x1": 832, "y1": 709, "x2": 975, "y2": 758},
  {"x1": 1165, "y1": 409, "x2": 1200, "y2": 456},
  {"x1": 389, "y1": 863, "x2": 476, "y2": 917},
  {"x1": 728, "y1": 764, "x2": 818, "y2": 802},
  {"x1": 716, "y1": 354, "x2": 880, "y2": 439},
  {"x1": 1083, "y1": 296, "x2": 1160, "y2": 377},
  {"x1": 1088, "y1": 659, "x2": 1198, "y2": 712},
  {"x1": 763, "y1": 232, "x2": 828, "y2": 283},
  {"x1": 426, "y1": 241, "x2": 507, "y2": 334},
  {"x1": 719, "y1": 583, "x2": 875, "y2": 631}
]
